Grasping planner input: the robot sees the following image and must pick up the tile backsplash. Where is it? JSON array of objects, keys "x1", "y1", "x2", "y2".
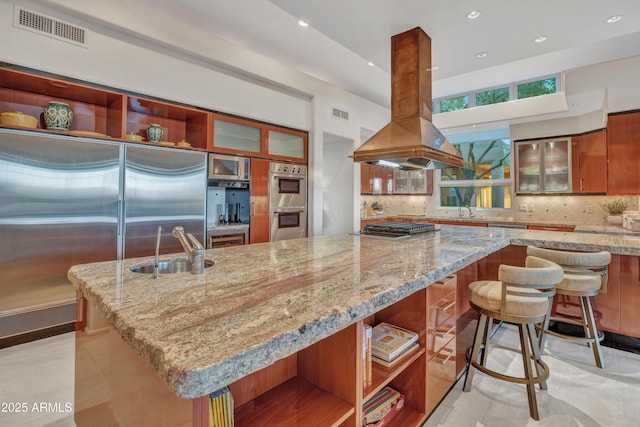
[{"x1": 361, "y1": 194, "x2": 640, "y2": 225}]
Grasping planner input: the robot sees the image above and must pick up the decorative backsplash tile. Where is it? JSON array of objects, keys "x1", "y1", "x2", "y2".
[{"x1": 361, "y1": 194, "x2": 640, "y2": 226}]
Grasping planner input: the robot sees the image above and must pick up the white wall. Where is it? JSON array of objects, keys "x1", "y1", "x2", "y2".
[{"x1": 322, "y1": 133, "x2": 355, "y2": 235}]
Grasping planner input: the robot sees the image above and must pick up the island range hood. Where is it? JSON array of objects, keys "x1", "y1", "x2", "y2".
[{"x1": 353, "y1": 27, "x2": 465, "y2": 170}]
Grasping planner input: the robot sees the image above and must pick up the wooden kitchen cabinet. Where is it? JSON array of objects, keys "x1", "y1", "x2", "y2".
[
  {"x1": 360, "y1": 163, "x2": 373, "y2": 194},
  {"x1": 360, "y1": 164, "x2": 393, "y2": 194},
  {"x1": 0, "y1": 64, "x2": 308, "y2": 161},
  {"x1": 393, "y1": 170, "x2": 433, "y2": 194},
  {"x1": 0, "y1": 66, "x2": 125, "y2": 139},
  {"x1": 571, "y1": 130, "x2": 607, "y2": 194},
  {"x1": 439, "y1": 220, "x2": 487, "y2": 227},
  {"x1": 426, "y1": 276, "x2": 456, "y2": 415},
  {"x1": 250, "y1": 158, "x2": 270, "y2": 244},
  {"x1": 527, "y1": 225, "x2": 575, "y2": 232},
  {"x1": 618, "y1": 255, "x2": 640, "y2": 338},
  {"x1": 607, "y1": 112, "x2": 640, "y2": 195},
  {"x1": 126, "y1": 96, "x2": 209, "y2": 149}
]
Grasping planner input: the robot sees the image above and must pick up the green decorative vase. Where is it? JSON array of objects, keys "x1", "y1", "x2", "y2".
[
  {"x1": 146, "y1": 124, "x2": 163, "y2": 143},
  {"x1": 44, "y1": 102, "x2": 73, "y2": 130}
]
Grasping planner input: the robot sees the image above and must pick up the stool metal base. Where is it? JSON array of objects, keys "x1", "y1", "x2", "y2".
[{"x1": 464, "y1": 314, "x2": 549, "y2": 420}]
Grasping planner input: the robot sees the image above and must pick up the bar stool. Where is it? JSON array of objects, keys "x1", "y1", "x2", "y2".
[
  {"x1": 526, "y1": 246, "x2": 611, "y2": 368},
  {"x1": 463, "y1": 256, "x2": 563, "y2": 420}
]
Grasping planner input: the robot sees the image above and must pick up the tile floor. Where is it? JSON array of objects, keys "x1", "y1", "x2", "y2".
[
  {"x1": 0, "y1": 324, "x2": 638, "y2": 427},
  {"x1": 424, "y1": 323, "x2": 640, "y2": 427}
]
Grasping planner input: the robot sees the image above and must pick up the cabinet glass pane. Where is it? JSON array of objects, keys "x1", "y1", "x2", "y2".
[
  {"x1": 268, "y1": 130, "x2": 304, "y2": 158},
  {"x1": 517, "y1": 143, "x2": 541, "y2": 192},
  {"x1": 214, "y1": 120, "x2": 260, "y2": 152},
  {"x1": 409, "y1": 170, "x2": 427, "y2": 193},
  {"x1": 542, "y1": 139, "x2": 570, "y2": 192}
]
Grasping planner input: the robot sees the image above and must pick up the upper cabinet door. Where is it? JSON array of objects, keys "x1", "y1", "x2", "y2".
[
  {"x1": 268, "y1": 129, "x2": 307, "y2": 160},
  {"x1": 571, "y1": 130, "x2": 607, "y2": 194},
  {"x1": 516, "y1": 138, "x2": 571, "y2": 193},
  {"x1": 607, "y1": 112, "x2": 640, "y2": 195},
  {"x1": 542, "y1": 138, "x2": 570, "y2": 192},
  {"x1": 213, "y1": 119, "x2": 261, "y2": 154}
]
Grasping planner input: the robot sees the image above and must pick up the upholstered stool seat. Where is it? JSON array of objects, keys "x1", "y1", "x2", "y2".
[
  {"x1": 463, "y1": 256, "x2": 564, "y2": 420},
  {"x1": 469, "y1": 280, "x2": 551, "y2": 318},
  {"x1": 527, "y1": 246, "x2": 611, "y2": 368}
]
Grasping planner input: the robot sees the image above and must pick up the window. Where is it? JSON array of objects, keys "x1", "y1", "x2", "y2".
[
  {"x1": 476, "y1": 87, "x2": 510, "y2": 106},
  {"x1": 439, "y1": 139, "x2": 512, "y2": 209},
  {"x1": 517, "y1": 77, "x2": 557, "y2": 99},
  {"x1": 432, "y1": 73, "x2": 560, "y2": 113},
  {"x1": 439, "y1": 95, "x2": 469, "y2": 112}
]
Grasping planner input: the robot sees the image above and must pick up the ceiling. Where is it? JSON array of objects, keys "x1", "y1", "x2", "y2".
[
  {"x1": 32, "y1": 0, "x2": 640, "y2": 130},
  {"x1": 118, "y1": 0, "x2": 640, "y2": 109}
]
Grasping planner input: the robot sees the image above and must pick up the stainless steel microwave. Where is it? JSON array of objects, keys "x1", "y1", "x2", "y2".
[{"x1": 208, "y1": 154, "x2": 250, "y2": 181}]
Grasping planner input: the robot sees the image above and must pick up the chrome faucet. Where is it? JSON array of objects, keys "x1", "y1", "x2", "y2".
[
  {"x1": 465, "y1": 205, "x2": 475, "y2": 218},
  {"x1": 458, "y1": 206, "x2": 464, "y2": 218},
  {"x1": 153, "y1": 226, "x2": 163, "y2": 279},
  {"x1": 172, "y1": 226, "x2": 205, "y2": 274}
]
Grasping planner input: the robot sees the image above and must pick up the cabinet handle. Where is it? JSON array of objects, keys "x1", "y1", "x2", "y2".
[
  {"x1": 580, "y1": 178, "x2": 584, "y2": 191},
  {"x1": 251, "y1": 202, "x2": 256, "y2": 216},
  {"x1": 436, "y1": 300, "x2": 455, "y2": 311}
]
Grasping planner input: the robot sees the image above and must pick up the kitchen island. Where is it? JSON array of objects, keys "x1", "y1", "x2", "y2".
[{"x1": 68, "y1": 226, "x2": 640, "y2": 426}]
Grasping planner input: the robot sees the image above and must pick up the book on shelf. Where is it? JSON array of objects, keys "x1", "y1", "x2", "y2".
[
  {"x1": 371, "y1": 322, "x2": 419, "y2": 362},
  {"x1": 363, "y1": 324, "x2": 373, "y2": 387},
  {"x1": 372, "y1": 341, "x2": 419, "y2": 368},
  {"x1": 362, "y1": 386, "x2": 403, "y2": 425},
  {"x1": 366, "y1": 394, "x2": 405, "y2": 427},
  {"x1": 209, "y1": 386, "x2": 234, "y2": 427}
]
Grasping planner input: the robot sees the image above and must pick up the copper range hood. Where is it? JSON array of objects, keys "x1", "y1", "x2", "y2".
[{"x1": 353, "y1": 27, "x2": 465, "y2": 170}]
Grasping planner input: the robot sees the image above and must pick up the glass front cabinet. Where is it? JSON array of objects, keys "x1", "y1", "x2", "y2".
[{"x1": 515, "y1": 138, "x2": 571, "y2": 193}]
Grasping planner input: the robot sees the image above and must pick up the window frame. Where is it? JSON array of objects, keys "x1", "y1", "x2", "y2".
[{"x1": 436, "y1": 140, "x2": 514, "y2": 211}]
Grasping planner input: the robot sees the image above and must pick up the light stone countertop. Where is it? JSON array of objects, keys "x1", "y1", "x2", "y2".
[{"x1": 67, "y1": 226, "x2": 640, "y2": 400}]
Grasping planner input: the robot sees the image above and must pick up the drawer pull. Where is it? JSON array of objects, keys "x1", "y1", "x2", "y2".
[{"x1": 436, "y1": 300, "x2": 455, "y2": 311}]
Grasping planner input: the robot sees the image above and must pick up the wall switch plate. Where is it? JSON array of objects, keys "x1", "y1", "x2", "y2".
[
  {"x1": 519, "y1": 204, "x2": 527, "y2": 212},
  {"x1": 586, "y1": 205, "x2": 593, "y2": 214},
  {"x1": 527, "y1": 204, "x2": 534, "y2": 212}
]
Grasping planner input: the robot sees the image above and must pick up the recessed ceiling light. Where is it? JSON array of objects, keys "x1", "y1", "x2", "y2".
[
  {"x1": 476, "y1": 52, "x2": 488, "y2": 58},
  {"x1": 467, "y1": 10, "x2": 480, "y2": 19},
  {"x1": 534, "y1": 36, "x2": 547, "y2": 43},
  {"x1": 367, "y1": 61, "x2": 375, "y2": 67},
  {"x1": 297, "y1": 19, "x2": 309, "y2": 27},
  {"x1": 606, "y1": 15, "x2": 623, "y2": 23}
]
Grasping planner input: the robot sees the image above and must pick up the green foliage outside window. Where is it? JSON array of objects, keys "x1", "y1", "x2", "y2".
[
  {"x1": 517, "y1": 77, "x2": 556, "y2": 99},
  {"x1": 440, "y1": 95, "x2": 469, "y2": 112},
  {"x1": 440, "y1": 139, "x2": 511, "y2": 208},
  {"x1": 476, "y1": 87, "x2": 510, "y2": 106}
]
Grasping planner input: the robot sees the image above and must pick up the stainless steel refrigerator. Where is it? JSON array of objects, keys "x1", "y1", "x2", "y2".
[{"x1": 0, "y1": 129, "x2": 207, "y2": 343}]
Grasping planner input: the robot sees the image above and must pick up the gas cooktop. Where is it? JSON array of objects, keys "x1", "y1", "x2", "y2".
[{"x1": 360, "y1": 222, "x2": 439, "y2": 239}]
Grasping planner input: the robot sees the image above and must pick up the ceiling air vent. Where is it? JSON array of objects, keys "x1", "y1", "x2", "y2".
[
  {"x1": 14, "y1": 7, "x2": 87, "y2": 47},
  {"x1": 332, "y1": 107, "x2": 349, "y2": 121}
]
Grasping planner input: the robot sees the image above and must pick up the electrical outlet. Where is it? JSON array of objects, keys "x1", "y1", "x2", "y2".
[
  {"x1": 586, "y1": 205, "x2": 593, "y2": 214},
  {"x1": 519, "y1": 204, "x2": 527, "y2": 212}
]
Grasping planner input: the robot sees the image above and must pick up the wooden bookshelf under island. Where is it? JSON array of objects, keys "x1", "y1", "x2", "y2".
[{"x1": 68, "y1": 226, "x2": 640, "y2": 426}]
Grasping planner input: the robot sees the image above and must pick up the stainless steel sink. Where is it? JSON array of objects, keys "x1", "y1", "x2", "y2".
[{"x1": 129, "y1": 258, "x2": 215, "y2": 274}]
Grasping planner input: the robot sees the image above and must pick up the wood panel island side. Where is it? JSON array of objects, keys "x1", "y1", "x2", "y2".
[{"x1": 67, "y1": 226, "x2": 640, "y2": 426}]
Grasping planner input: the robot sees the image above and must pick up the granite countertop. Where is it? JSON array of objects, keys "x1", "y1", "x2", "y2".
[
  {"x1": 207, "y1": 223, "x2": 249, "y2": 231},
  {"x1": 362, "y1": 214, "x2": 640, "y2": 235},
  {"x1": 67, "y1": 227, "x2": 640, "y2": 400}
]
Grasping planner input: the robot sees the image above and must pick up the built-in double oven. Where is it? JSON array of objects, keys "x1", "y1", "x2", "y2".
[{"x1": 269, "y1": 162, "x2": 307, "y2": 241}]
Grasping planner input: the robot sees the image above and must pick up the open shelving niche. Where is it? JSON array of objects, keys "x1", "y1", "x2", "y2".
[
  {"x1": 0, "y1": 65, "x2": 307, "y2": 161},
  {"x1": 206, "y1": 286, "x2": 433, "y2": 427}
]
